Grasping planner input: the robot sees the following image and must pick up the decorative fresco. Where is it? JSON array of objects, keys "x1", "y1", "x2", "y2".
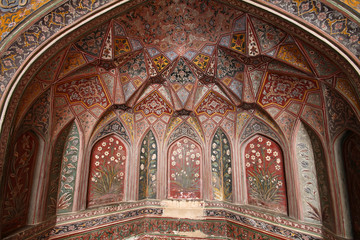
[
  {"x1": 168, "y1": 137, "x2": 201, "y2": 200},
  {"x1": 134, "y1": 91, "x2": 173, "y2": 117},
  {"x1": 295, "y1": 123, "x2": 321, "y2": 223},
  {"x1": 244, "y1": 136, "x2": 287, "y2": 214},
  {"x1": 138, "y1": 130, "x2": 158, "y2": 200},
  {"x1": 343, "y1": 133, "x2": 360, "y2": 239},
  {"x1": 2, "y1": 131, "x2": 39, "y2": 236},
  {"x1": 88, "y1": 135, "x2": 127, "y2": 207},
  {"x1": 258, "y1": 73, "x2": 318, "y2": 108},
  {"x1": 196, "y1": 91, "x2": 235, "y2": 117},
  {"x1": 211, "y1": 128, "x2": 232, "y2": 201}
]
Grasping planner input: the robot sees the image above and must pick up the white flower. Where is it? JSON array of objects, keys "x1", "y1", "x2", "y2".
[
  {"x1": 223, "y1": 138, "x2": 227, "y2": 144},
  {"x1": 95, "y1": 161, "x2": 100, "y2": 166},
  {"x1": 104, "y1": 151, "x2": 109, "y2": 156},
  {"x1": 196, "y1": 153, "x2": 200, "y2": 157},
  {"x1": 278, "y1": 181, "x2": 282, "y2": 186},
  {"x1": 191, "y1": 144, "x2": 195, "y2": 149},
  {"x1": 273, "y1": 151, "x2": 278, "y2": 157},
  {"x1": 152, "y1": 175, "x2": 156, "y2": 181},
  {"x1": 184, "y1": 139, "x2": 188, "y2": 143},
  {"x1": 172, "y1": 161, "x2": 176, "y2": 166},
  {"x1": 255, "y1": 152, "x2": 260, "y2": 157},
  {"x1": 228, "y1": 167, "x2": 231, "y2": 174},
  {"x1": 141, "y1": 148, "x2": 145, "y2": 153},
  {"x1": 98, "y1": 146, "x2": 102, "y2": 151},
  {"x1": 95, "y1": 155, "x2": 99, "y2": 159},
  {"x1": 119, "y1": 146, "x2": 123, "y2": 150},
  {"x1": 251, "y1": 150, "x2": 256, "y2": 153},
  {"x1": 212, "y1": 143, "x2": 217, "y2": 148},
  {"x1": 226, "y1": 149, "x2": 230, "y2": 155},
  {"x1": 116, "y1": 141, "x2": 119, "y2": 144},
  {"x1": 211, "y1": 155, "x2": 216, "y2": 161},
  {"x1": 177, "y1": 142, "x2": 182, "y2": 147},
  {"x1": 258, "y1": 159, "x2": 262, "y2": 164},
  {"x1": 195, "y1": 173, "x2": 199, "y2": 178},
  {"x1": 122, "y1": 156, "x2": 126, "y2": 160},
  {"x1": 173, "y1": 150, "x2": 177, "y2": 156},
  {"x1": 140, "y1": 164, "x2": 144, "y2": 170},
  {"x1": 110, "y1": 156, "x2": 115, "y2": 161},
  {"x1": 266, "y1": 156, "x2": 271, "y2": 161},
  {"x1": 152, "y1": 154, "x2": 156, "y2": 160},
  {"x1": 115, "y1": 160, "x2": 119, "y2": 163},
  {"x1": 171, "y1": 156, "x2": 175, "y2": 160},
  {"x1": 178, "y1": 154, "x2": 183, "y2": 159},
  {"x1": 275, "y1": 165, "x2": 281, "y2": 170},
  {"x1": 245, "y1": 154, "x2": 250, "y2": 159},
  {"x1": 92, "y1": 177, "x2": 96, "y2": 182},
  {"x1": 251, "y1": 155, "x2": 255, "y2": 160},
  {"x1": 177, "y1": 148, "x2": 182, "y2": 153},
  {"x1": 102, "y1": 142, "x2": 106, "y2": 147},
  {"x1": 267, "y1": 149, "x2": 272, "y2": 154},
  {"x1": 250, "y1": 144, "x2": 254, "y2": 149},
  {"x1": 266, "y1": 141, "x2": 271, "y2": 146},
  {"x1": 109, "y1": 138, "x2": 114, "y2": 142},
  {"x1": 171, "y1": 173, "x2": 175, "y2": 178},
  {"x1": 276, "y1": 158, "x2": 281, "y2": 164},
  {"x1": 191, "y1": 154, "x2": 195, "y2": 159},
  {"x1": 117, "y1": 153, "x2": 121, "y2": 157},
  {"x1": 196, "y1": 160, "x2": 200, "y2": 165},
  {"x1": 258, "y1": 137, "x2": 263, "y2": 142},
  {"x1": 246, "y1": 162, "x2": 250, "y2": 167},
  {"x1": 152, "y1": 143, "x2": 156, "y2": 148},
  {"x1": 119, "y1": 172, "x2": 124, "y2": 176}
]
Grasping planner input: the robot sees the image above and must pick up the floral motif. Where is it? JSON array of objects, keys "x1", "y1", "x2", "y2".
[
  {"x1": 231, "y1": 33, "x2": 246, "y2": 54},
  {"x1": 169, "y1": 58, "x2": 196, "y2": 84},
  {"x1": 153, "y1": 54, "x2": 170, "y2": 72},
  {"x1": 134, "y1": 91, "x2": 173, "y2": 117},
  {"x1": 258, "y1": 73, "x2": 318, "y2": 107},
  {"x1": 168, "y1": 138, "x2": 201, "y2": 199},
  {"x1": 277, "y1": 44, "x2": 312, "y2": 73},
  {"x1": 56, "y1": 76, "x2": 110, "y2": 108},
  {"x1": 217, "y1": 48, "x2": 244, "y2": 79},
  {"x1": 211, "y1": 129, "x2": 232, "y2": 201},
  {"x1": 192, "y1": 54, "x2": 210, "y2": 70},
  {"x1": 244, "y1": 136, "x2": 287, "y2": 214},
  {"x1": 88, "y1": 135, "x2": 127, "y2": 207},
  {"x1": 139, "y1": 131, "x2": 157, "y2": 200},
  {"x1": 114, "y1": 38, "x2": 131, "y2": 57},
  {"x1": 2, "y1": 132, "x2": 38, "y2": 236},
  {"x1": 196, "y1": 91, "x2": 234, "y2": 117}
]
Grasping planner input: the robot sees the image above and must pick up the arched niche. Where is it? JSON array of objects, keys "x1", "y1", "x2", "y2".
[
  {"x1": 167, "y1": 137, "x2": 202, "y2": 200},
  {"x1": 1, "y1": 130, "x2": 42, "y2": 236},
  {"x1": 138, "y1": 130, "x2": 158, "y2": 200},
  {"x1": 210, "y1": 128, "x2": 233, "y2": 202},
  {"x1": 87, "y1": 134, "x2": 128, "y2": 207},
  {"x1": 242, "y1": 134, "x2": 288, "y2": 215}
]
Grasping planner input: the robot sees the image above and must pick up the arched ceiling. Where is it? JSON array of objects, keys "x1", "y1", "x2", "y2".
[{"x1": 1, "y1": 0, "x2": 360, "y2": 186}]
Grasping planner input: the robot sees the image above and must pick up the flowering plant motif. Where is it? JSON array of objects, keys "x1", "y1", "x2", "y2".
[
  {"x1": 139, "y1": 130, "x2": 158, "y2": 200},
  {"x1": 211, "y1": 129, "x2": 232, "y2": 201},
  {"x1": 168, "y1": 138, "x2": 201, "y2": 199},
  {"x1": 244, "y1": 136, "x2": 287, "y2": 214},
  {"x1": 88, "y1": 135, "x2": 126, "y2": 207}
]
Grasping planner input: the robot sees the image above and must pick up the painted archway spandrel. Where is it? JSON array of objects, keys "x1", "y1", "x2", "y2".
[
  {"x1": 93, "y1": 111, "x2": 117, "y2": 135},
  {"x1": 165, "y1": 117, "x2": 182, "y2": 141},
  {"x1": 211, "y1": 129, "x2": 232, "y2": 201},
  {"x1": 236, "y1": 111, "x2": 251, "y2": 137},
  {"x1": 2, "y1": 131, "x2": 39, "y2": 236},
  {"x1": 168, "y1": 122, "x2": 201, "y2": 146},
  {"x1": 120, "y1": 112, "x2": 134, "y2": 141},
  {"x1": 240, "y1": 117, "x2": 281, "y2": 144},
  {"x1": 88, "y1": 135, "x2": 127, "y2": 207},
  {"x1": 168, "y1": 138, "x2": 201, "y2": 200},
  {"x1": 295, "y1": 123, "x2": 321, "y2": 223},
  {"x1": 300, "y1": 106, "x2": 326, "y2": 138},
  {"x1": 93, "y1": 119, "x2": 130, "y2": 145},
  {"x1": 187, "y1": 117, "x2": 204, "y2": 141},
  {"x1": 138, "y1": 130, "x2": 158, "y2": 200},
  {"x1": 336, "y1": 77, "x2": 360, "y2": 115},
  {"x1": 276, "y1": 111, "x2": 296, "y2": 141},
  {"x1": 244, "y1": 136, "x2": 287, "y2": 214}
]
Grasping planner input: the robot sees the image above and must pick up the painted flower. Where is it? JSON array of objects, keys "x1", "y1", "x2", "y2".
[
  {"x1": 196, "y1": 160, "x2": 200, "y2": 165},
  {"x1": 109, "y1": 138, "x2": 114, "y2": 142},
  {"x1": 273, "y1": 151, "x2": 278, "y2": 157},
  {"x1": 152, "y1": 154, "x2": 156, "y2": 160},
  {"x1": 195, "y1": 173, "x2": 199, "y2": 178},
  {"x1": 140, "y1": 164, "x2": 144, "y2": 170},
  {"x1": 191, "y1": 154, "x2": 195, "y2": 159},
  {"x1": 245, "y1": 154, "x2": 250, "y2": 159},
  {"x1": 278, "y1": 181, "x2": 283, "y2": 186},
  {"x1": 102, "y1": 142, "x2": 106, "y2": 147},
  {"x1": 172, "y1": 161, "x2": 176, "y2": 166},
  {"x1": 250, "y1": 144, "x2": 254, "y2": 149},
  {"x1": 226, "y1": 149, "x2": 230, "y2": 155},
  {"x1": 266, "y1": 141, "x2": 271, "y2": 146},
  {"x1": 152, "y1": 175, "x2": 156, "y2": 181},
  {"x1": 251, "y1": 155, "x2": 255, "y2": 160},
  {"x1": 179, "y1": 154, "x2": 183, "y2": 159},
  {"x1": 275, "y1": 165, "x2": 281, "y2": 170},
  {"x1": 98, "y1": 146, "x2": 102, "y2": 151},
  {"x1": 196, "y1": 153, "x2": 200, "y2": 157},
  {"x1": 177, "y1": 142, "x2": 182, "y2": 147},
  {"x1": 255, "y1": 152, "x2": 260, "y2": 157},
  {"x1": 177, "y1": 148, "x2": 182, "y2": 153},
  {"x1": 267, "y1": 149, "x2": 272, "y2": 154},
  {"x1": 266, "y1": 156, "x2": 271, "y2": 161},
  {"x1": 211, "y1": 155, "x2": 216, "y2": 161},
  {"x1": 92, "y1": 177, "x2": 96, "y2": 182},
  {"x1": 258, "y1": 137, "x2": 263, "y2": 142},
  {"x1": 141, "y1": 148, "x2": 145, "y2": 153},
  {"x1": 212, "y1": 143, "x2": 217, "y2": 148},
  {"x1": 258, "y1": 159, "x2": 262, "y2": 164},
  {"x1": 246, "y1": 162, "x2": 250, "y2": 167},
  {"x1": 276, "y1": 158, "x2": 281, "y2": 164},
  {"x1": 223, "y1": 138, "x2": 227, "y2": 144},
  {"x1": 152, "y1": 143, "x2": 156, "y2": 148},
  {"x1": 110, "y1": 156, "x2": 115, "y2": 161},
  {"x1": 173, "y1": 150, "x2": 177, "y2": 155},
  {"x1": 122, "y1": 156, "x2": 126, "y2": 160},
  {"x1": 117, "y1": 153, "x2": 121, "y2": 157},
  {"x1": 119, "y1": 146, "x2": 123, "y2": 150},
  {"x1": 184, "y1": 139, "x2": 188, "y2": 143},
  {"x1": 120, "y1": 172, "x2": 124, "y2": 176},
  {"x1": 227, "y1": 167, "x2": 231, "y2": 174},
  {"x1": 104, "y1": 151, "x2": 109, "y2": 156},
  {"x1": 95, "y1": 161, "x2": 100, "y2": 166},
  {"x1": 191, "y1": 144, "x2": 195, "y2": 149},
  {"x1": 95, "y1": 155, "x2": 99, "y2": 159},
  {"x1": 171, "y1": 173, "x2": 175, "y2": 178}
]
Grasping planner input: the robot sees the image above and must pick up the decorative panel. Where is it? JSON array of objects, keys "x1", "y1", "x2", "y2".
[
  {"x1": 138, "y1": 130, "x2": 158, "y2": 200},
  {"x1": 88, "y1": 135, "x2": 127, "y2": 207},
  {"x1": 195, "y1": 91, "x2": 234, "y2": 117},
  {"x1": 244, "y1": 136, "x2": 287, "y2": 214},
  {"x1": 211, "y1": 129, "x2": 232, "y2": 201},
  {"x1": 2, "y1": 132, "x2": 39, "y2": 236},
  {"x1": 56, "y1": 123, "x2": 80, "y2": 214},
  {"x1": 343, "y1": 133, "x2": 360, "y2": 239},
  {"x1": 168, "y1": 138, "x2": 201, "y2": 199},
  {"x1": 295, "y1": 123, "x2": 321, "y2": 223},
  {"x1": 134, "y1": 91, "x2": 173, "y2": 117}
]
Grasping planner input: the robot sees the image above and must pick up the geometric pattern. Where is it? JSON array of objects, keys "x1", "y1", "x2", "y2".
[
  {"x1": 88, "y1": 135, "x2": 127, "y2": 207},
  {"x1": 168, "y1": 137, "x2": 201, "y2": 199},
  {"x1": 59, "y1": 48, "x2": 87, "y2": 79},
  {"x1": 244, "y1": 136, "x2": 287, "y2": 214},
  {"x1": 258, "y1": 73, "x2": 318, "y2": 107},
  {"x1": 134, "y1": 91, "x2": 173, "y2": 117},
  {"x1": 114, "y1": 38, "x2": 131, "y2": 57},
  {"x1": 192, "y1": 54, "x2": 210, "y2": 70},
  {"x1": 55, "y1": 75, "x2": 110, "y2": 108},
  {"x1": 153, "y1": 54, "x2": 169, "y2": 72},
  {"x1": 75, "y1": 24, "x2": 107, "y2": 57},
  {"x1": 169, "y1": 58, "x2": 196, "y2": 84},
  {"x1": 196, "y1": 91, "x2": 235, "y2": 117},
  {"x1": 217, "y1": 48, "x2": 244, "y2": 79}
]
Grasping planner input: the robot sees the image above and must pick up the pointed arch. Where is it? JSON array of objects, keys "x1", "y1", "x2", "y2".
[
  {"x1": 87, "y1": 134, "x2": 127, "y2": 207},
  {"x1": 243, "y1": 134, "x2": 288, "y2": 215},
  {"x1": 138, "y1": 130, "x2": 158, "y2": 200},
  {"x1": 210, "y1": 128, "x2": 232, "y2": 201}
]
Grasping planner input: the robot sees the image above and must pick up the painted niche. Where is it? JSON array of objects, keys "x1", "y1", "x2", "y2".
[
  {"x1": 2, "y1": 131, "x2": 39, "y2": 236},
  {"x1": 139, "y1": 130, "x2": 158, "y2": 200},
  {"x1": 244, "y1": 135, "x2": 287, "y2": 214},
  {"x1": 88, "y1": 135, "x2": 127, "y2": 207},
  {"x1": 168, "y1": 137, "x2": 201, "y2": 199},
  {"x1": 211, "y1": 128, "x2": 232, "y2": 201}
]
